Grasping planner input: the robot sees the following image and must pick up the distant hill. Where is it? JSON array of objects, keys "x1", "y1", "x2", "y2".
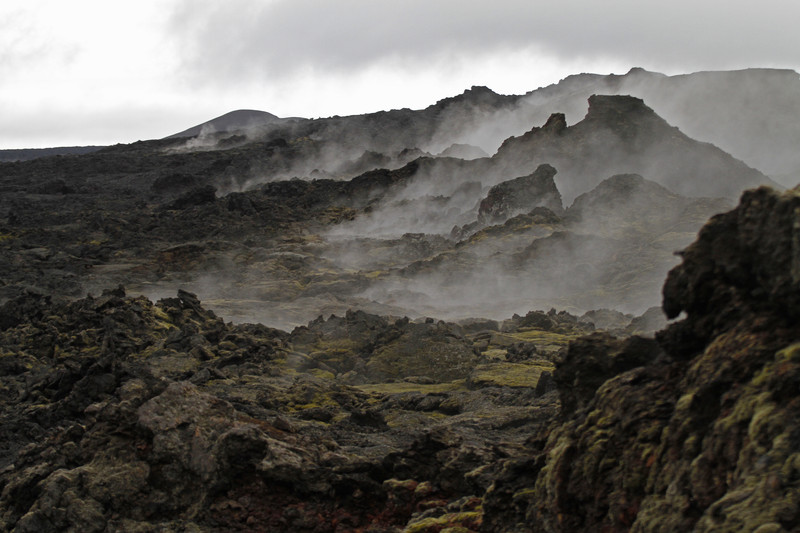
[
  {"x1": 517, "y1": 67, "x2": 800, "y2": 185},
  {"x1": 165, "y1": 109, "x2": 300, "y2": 139},
  {"x1": 161, "y1": 68, "x2": 800, "y2": 185},
  {"x1": 0, "y1": 146, "x2": 104, "y2": 163}
]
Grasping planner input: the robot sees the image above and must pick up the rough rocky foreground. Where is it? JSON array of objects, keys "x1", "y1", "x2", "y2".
[
  {"x1": 1, "y1": 186, "x2": 799, "y2": 531},
  {"x1": 0, "y1": 282, "x2": 633, "y2": 532}
]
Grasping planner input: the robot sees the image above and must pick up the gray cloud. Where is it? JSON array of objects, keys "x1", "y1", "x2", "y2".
[
  {"x1": 3, "y1": 0, "x2": 798, "y2": 149},
  {"x1": 170, "y1": 0, "x2": 800, "y2": 82},
  {"x1": 0, "y1": 8, "x2": 77, "y2": 77}
]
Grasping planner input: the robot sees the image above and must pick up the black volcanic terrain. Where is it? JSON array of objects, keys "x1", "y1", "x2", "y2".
[
  {"x1": 0, "y1": 92, "x2": 773, "y2": 327},
  {"x1": 1, "y1": 69, "x2": 800, "y2": 532}
]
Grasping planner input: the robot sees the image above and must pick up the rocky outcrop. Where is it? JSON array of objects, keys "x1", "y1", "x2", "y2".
[
  {"x1": 661, "y1": 186, "x2": 800, "y2": 356},
  {"x1": 482, "y1": 186, "x2": 800, "y2": 532},
  {"x1": 478, "y1": 163, "x2": 563, "y2": 223},
  {"x1": 553, "y1": 333, "x2": 662, "y2": 418},
  {"x1": 494, "y1": 95, "x2": 775, "y2": 202},
  {"x1": 289, "y1": 310, "x2": 478, "y2": 384},
  {"x1": 529, "y1": 67, "x2": 800, "y2": 181},
  {"x1": 565, "y1": 173, "x2": 732, "y2": 238}
]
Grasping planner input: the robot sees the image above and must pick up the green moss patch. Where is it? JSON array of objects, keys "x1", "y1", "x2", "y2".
[
  {"x1": 355, "y1": 380, "x2": 467, "y2": 395},
  {"x1": 467, "y1": 361, "x2": 554, "y2": 389}
]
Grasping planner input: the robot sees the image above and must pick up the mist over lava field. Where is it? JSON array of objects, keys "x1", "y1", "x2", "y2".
[
  {"x1": 2, "y1": 67, "x2": 793, "y2": 330},
  {"x1": 2, "y1": 67, "x2": 800, "y2": 532}
]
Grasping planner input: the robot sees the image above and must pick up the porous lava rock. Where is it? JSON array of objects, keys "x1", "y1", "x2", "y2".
[
  {"x1": 482, "y1": 186, "x2": 800, "y2": 532},
  {"x1": 661, "y1": 186, "x2": 800, "y2": 356},
  {"x1": 0, "y1": 286, "x2": 565, "y2": 532},
  {"x1": 290, "y1": 310, "x2": 478, "y2": 384}
]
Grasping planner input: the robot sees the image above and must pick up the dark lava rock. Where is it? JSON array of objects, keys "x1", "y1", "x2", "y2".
[
  {"x1": 0, "y1": 287, "x2": 564, "y2": 532},
  {"x1": 0, "y1": 290, "x2": 54, "y2": 331},
  {"x1": 151, "y1": 172, "x2": 198, "y2": 193},
  {"x1": 31, "y1": 178, "x2": 76, "y2": 195},
  {"x1": 478, "y1": 163, "x2": 563, "y2": 223},
  {"x1": 494, "y1": 95, "x2": 775, "y2": 203},
  {"x1": 661, "y1": 185, "x2": 800, "y2": 357},
  {"x1": 168, "y1": 184, "x2": 218, "y2": 209},
  {"x1": 482, "y1": 186, "x2": 800, "y2": 532},
  {"x1": 554, "y1": 333, "x2": 662, "y2": 418},
  {"x1": 290, "y1": 310, "x2": 478, "y2": 384}
]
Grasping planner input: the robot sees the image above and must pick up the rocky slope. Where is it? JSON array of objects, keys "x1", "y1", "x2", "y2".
[
  {"x1": 481, "y1": 186, "x2": 800, "y2": 532},
  {"x1": 160, "y1": 67, "x2": 800, "y2": 186},
  {"x1": 429, "y1": 68, "x2": 800, "y2": 186},
  {"x1": 492, "y1": 95, "x2": 773, "y2": 202},
  {"x1": 526, "y1": 68, "x2": 800, "y2": 184}
]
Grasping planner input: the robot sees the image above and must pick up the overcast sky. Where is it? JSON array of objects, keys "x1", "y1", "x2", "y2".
[{"x1": 2, "y1": 0, "x2": 798, "y2": 149}]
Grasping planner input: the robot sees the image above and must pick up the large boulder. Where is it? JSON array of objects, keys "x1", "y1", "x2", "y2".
[
  {"x1": 290, "y1": 311, "x2": 478, "y2": 384},
  {"x1": 478, "y1": 163, "x2": 563, "y2": 223},
  {"x1": 565, "y1": 173, "x2": 728, "y2": 237},
  {"x1": 661, "y1": 186, "x2": 800, "y2": 356}
]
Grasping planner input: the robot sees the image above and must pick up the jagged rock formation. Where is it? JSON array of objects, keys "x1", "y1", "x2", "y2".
[
  {"x1": 526, "y1": 67, "x2": 800, "y2": 184},
  {"x1": 437, "y1": 143, "x2": 489, "y2": 160},
  {"x1": 494, "y1": 95, "x2": 774, "y2": 202},
  {"x1": 481, "y1": 186, "x2": 800, "y2": 532},
  {"x1": 478, "y1": 163, "x2": 563, "y2": 223},
  {"x1": 2, "y1": 186, "x2": 798, "y2": 532},
  {"x1": 383, "y1": 171, "x2": 729, "y2": 318},
  {"x1": 289, "y1": 311, "x2": 479, "y2": 385}
]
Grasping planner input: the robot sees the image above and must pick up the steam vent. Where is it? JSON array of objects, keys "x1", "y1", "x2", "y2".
[{"x1": 2, "y1": 68, "x2": 800, "y2": 531}]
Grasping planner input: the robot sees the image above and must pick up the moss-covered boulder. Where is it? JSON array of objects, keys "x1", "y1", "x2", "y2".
[{"x1": 364, "y1": 321, "x2": 479, "y2": 383}]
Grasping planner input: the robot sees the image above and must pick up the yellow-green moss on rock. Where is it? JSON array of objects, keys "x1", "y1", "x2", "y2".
[{"x1": 467, "y1": 361, "x2": 554, "y2": 389}]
